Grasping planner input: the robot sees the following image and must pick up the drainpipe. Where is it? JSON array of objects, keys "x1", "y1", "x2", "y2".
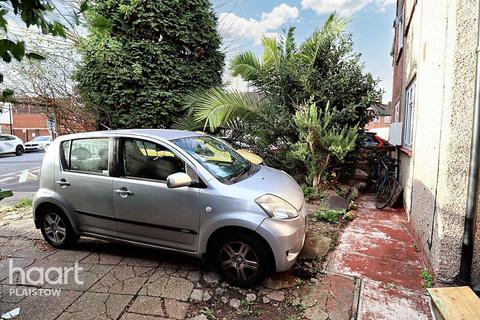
[{"x1": 458, "y1": 2, "x2": 480, "y2": 293}]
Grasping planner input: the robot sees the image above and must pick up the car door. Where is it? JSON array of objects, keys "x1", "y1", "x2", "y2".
[
  {"x1": 55, "y1": 137, "x2": 117, "y2": 237},
  {"x1": 112, "y1": 137, "x2": 200, "y2": 252},
  {"x1": 0, "y1": 135, "x2": 16, "y2": 154}
]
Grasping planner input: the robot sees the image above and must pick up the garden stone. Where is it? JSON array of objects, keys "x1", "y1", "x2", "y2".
[
  {"x1": 203, "y1": 272, "x2": 220, "y2": 284},
  {"x1": 190, "y1": 288, "x2": 203, "y2": 302},
  {"x1": 229, "y1": 298, "x2": 240, "y2": 309},
  {"x1": 246, "y1": 293, "x2": 256, "y2": 302},
  {"x1": 203, "y1": 291, "x2": 212, "y2": 301},
  {"x1": 325, "y1": 195, "x2": 349, "y2": 211},
  {"x1": 188, "y1": 315, "x2": 208, "y2": 320},
  {"x1": 262, "y1": 297, "x2": 271, "y2": 303},
  {"x1": 266, "y1": 291, "x2": 284, "y2": 301},
  {"x1": 299, "y1": 233, "x2": 332, "y2": 260}
]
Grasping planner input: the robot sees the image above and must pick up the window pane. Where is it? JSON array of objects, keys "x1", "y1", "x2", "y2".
[
  {"x1": 60, "y1": 140, "x2": 71, "y2": 169},
  {"x1": 123, "y1": 139, "x2": 185, "y2": 181},
  {"x1": 70, "y1": 138, "x2": 110, "y2": 174}
]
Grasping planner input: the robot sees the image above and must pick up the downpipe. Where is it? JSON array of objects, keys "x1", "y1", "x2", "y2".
[{"x1": 458, "y1": 1, "x2": 480, "y2": 295}]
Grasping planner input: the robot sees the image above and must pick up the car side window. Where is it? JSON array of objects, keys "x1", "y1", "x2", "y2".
[
  {"x1": 66, "y1": 138, "x2": 110, "y2": 175},
  {"x1": 60, "y1": 140, "x2": 71, "y2": 169},
  {"x1": 122, "y1": 138, "x2": 185, "y2": 181}
]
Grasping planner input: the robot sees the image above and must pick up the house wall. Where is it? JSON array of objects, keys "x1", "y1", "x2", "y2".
[{"x1": 395, "y1": 0, "x2": 480, "y2": 283}]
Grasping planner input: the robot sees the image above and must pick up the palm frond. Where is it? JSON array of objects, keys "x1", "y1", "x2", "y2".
[
  {"x1": 189, "y1": 87, "x2": 263, "y2": 132},
  {"x1": 262, "y1": 36, "x2": 281, "y2": 70},
  {"x1": 172, "y1": 113, "x2": 203, "y2": 131},
  {"x1": 230, "y1": 51, "x2": 263, "y2": 82},
  {"x1": 298, "y1": 13, "x2": 347, "y2": 68},
  {"x1": 284, "y1": 26, "x2": 296, "y2": 59}
]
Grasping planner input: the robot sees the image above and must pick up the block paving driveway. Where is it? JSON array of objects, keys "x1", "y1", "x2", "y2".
[{"x1": 0, "y1": 205, "x2": 357, "y2": 320}]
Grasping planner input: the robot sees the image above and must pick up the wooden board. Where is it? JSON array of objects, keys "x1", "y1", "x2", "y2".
[{"x1": 428, "y1": 286, "x2": 480, "y2": 320}]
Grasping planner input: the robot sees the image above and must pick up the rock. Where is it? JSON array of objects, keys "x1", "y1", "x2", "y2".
[
  {"x1": 262, "y1": 297, "x2": 271, "y2": 304},
  {"x1": 221, "y1": 296, "x2": 229, "y2": 304},
  {"x1": 190, "y1": 288, "x2": 204, "y2": 302},
  {"x1": 187, "y1": 271, "x2": 201, "y2": 282},
  {"x1": 246, "y1": 293, "x2": 256, "y2": 302},
  {"x1": 354, "y1": 168, "x2": 369, "y2": 179},
  {"x1": 203, "y1": 291, "x2": 212, "y2": 301},
  {"x1": 264, "y1": 272, "x2": 298, "y2": 290},
  {"x1": 266, "y1": 291, "x2": 284, "y2": 302},
  {"x1": 203, "y1": 272, "x2": 221, "y2": 284},
  {"x1": 292, "y1": 297, "x2": 301, "y2": 306},
  {"x1": 188, "y1": 315, "x2": 208, "y2": 320},
  {"x1": 215, "y1": 288, "x2": 226, "y2": 295},
  {"x1": 338, "y1": 184, "x2": 351, "y2": 195},
  {"x1": 354, "y1": 181, "x2": 367, "y2": 193},
  {"x1": 229, "y1": 298, "x2": 241, "y2": 309},
  {"x1": 349, "y1": 187, "x2": 359, "y2": 200},
  {"x1": 304, "y1": 305, "x2": 329, "y2": 320},
  {"x1": 325, "y1": 195, "x2": 349, "y2": 211},
  {"x1": 299, "y1": 232, "x2": 332, "y2": 260}
]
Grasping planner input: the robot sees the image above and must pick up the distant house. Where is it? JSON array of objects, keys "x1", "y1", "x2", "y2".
[
  {"x1": 390, "y1": 0, "x2": 479, "y2": 289},
  {"x1": 365, "y1": 103, "x2": 392, "y2": 140},
  {"x1": 0, "y1": 102, "x2": 50, "y2": 142}
]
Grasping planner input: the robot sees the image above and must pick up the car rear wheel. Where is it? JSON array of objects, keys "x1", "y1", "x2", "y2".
[
  {"x1": 40, "y1": 210, "x2": 78, "y2": 248},
  {"x1": 212, "y1": 232, "x2": 270, "y2": 287},
  {"x1": 15, "y1": 145, "x2": 24, "y2": 156}
]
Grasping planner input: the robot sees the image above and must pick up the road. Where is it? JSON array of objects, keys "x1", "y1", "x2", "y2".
[{"x1": 0, "y1": 151, "x2": 43, "y2": 193}]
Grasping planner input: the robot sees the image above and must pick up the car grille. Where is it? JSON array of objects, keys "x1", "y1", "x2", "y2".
[{"x1": 26, "y1": 144, "x2": 38, "y2": 147}]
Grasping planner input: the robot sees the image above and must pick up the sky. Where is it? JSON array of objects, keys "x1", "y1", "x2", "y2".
[{"x1": 211, "y1": 0, "x2": 396, "y2": 103}]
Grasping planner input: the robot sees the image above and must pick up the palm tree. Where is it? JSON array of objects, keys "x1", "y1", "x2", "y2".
[{"x1": 176, "y1": 13, "x2": 348, "y2": 132}]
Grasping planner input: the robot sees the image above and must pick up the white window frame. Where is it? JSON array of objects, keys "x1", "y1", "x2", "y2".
[
  {"x1": 403, "y1": 80, "x2": 416, "y2": 148},
  {"x1": 394, "y1": 7, "x2": 404, "y2": 59}
]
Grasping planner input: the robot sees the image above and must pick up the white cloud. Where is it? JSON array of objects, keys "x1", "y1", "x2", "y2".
[
  {"x1": 301, "y1": 0, "x2": 395, "y2": 16},
  {"x1": 218, "y1": 3, "x2": 298, "y2": 45}
]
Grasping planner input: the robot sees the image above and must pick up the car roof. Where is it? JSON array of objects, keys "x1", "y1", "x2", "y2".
[{"x1": 57, "y1": 129, "x2": 206, "y2": 142}]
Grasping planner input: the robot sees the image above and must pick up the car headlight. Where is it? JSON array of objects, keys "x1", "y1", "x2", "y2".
[{"x1": 255, "y1": 194, "x2": 299, "y2": 219}]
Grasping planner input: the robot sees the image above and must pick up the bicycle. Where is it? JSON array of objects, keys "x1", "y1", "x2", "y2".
[{"x1": 374, "y1": 156, "x2": 400, "y2": 209}]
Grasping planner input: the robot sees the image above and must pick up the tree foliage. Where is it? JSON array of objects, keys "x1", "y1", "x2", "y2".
[
  {"x1": 182, "y1": 14, "x2": 380, "y2": 174},
  {"x1": 75, "y1": 0, "x2": 225, "y2": 129},
  {"x1": 290, "y1": 102, "x2": 358, "y2": 191}
]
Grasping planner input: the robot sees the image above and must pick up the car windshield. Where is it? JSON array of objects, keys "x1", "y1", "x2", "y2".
[
  {"x1": 32, "y1": 136, "x2": 50, "y2": 141},
  {"x1": 173, "y1": 136, "x2": 251, "y2": 182}
]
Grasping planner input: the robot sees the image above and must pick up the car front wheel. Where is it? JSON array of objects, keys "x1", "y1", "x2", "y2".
[
  {"x1": 212, "y1": 232, "x2": 271, "y2": 287},
  {"x1": 15, "y1": 145, "x2": 24, "y2": 156}
]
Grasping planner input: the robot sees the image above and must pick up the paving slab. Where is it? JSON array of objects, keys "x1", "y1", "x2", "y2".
[
  {"x1": 15, "y1": 289, "x2": 82, "y2": 320},
  {"x1": 58, "y1": 291, "x2": 133, "y2": 320},
  {"x1": 327, "y1": 195, "x2": 433, "y2": 319},
  {"x1": 90, "y1": 265, "x2": 155, "y2": 294},
  {"x1": 359, "y1": 280, "x2": 432, "y2": 320},
  {"x1": 128, "y1": 295, "x2": 165, "y2": 317}
]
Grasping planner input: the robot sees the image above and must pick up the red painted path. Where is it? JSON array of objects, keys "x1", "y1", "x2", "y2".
[{"x1": 327, "y1": 195, "x2": 434, "y2": 320}]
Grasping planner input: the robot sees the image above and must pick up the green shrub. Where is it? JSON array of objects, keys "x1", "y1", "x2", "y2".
[{"x1": 314, "y1": 208, "x2": 345, "y2": 223}]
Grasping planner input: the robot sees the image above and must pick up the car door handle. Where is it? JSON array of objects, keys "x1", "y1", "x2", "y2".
[
  {"x1": 114, "y1": 189, "x2": 133, "y2": 198},
  {"x1": 56, "y1": 179, "x2": 70, "y2": 187}
]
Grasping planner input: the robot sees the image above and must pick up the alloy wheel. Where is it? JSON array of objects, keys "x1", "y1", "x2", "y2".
[
  {"x1": 219, "y1": 241, "x2": 260, "y2": 282},
  {"x1": 43, "y1": 212, "x2": 67, "y2": 244}
]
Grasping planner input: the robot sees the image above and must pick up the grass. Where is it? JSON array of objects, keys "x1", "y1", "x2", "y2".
[
  {"x1": 314, "y1": 208, "x2": 345, "y2": 224},
  {"x1": 0, "y1": 198, "x2": 33, "y2": 214},
  {"x1": 237, "y1": 299, "x2": 253, "y2": 316},
  {"x1": 200, "y1": 307, "x2": 216, "y2": 319},
  {"x1": 420, "y1": 269, "x2": 433, "y2": 288}
]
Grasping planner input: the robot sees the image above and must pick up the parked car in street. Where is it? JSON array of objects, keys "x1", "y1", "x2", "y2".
[
  {"x1": 360, "y1": 132, "x2": 395, "y2": 151},
  {"x1": 0, "y1": 134, "x2": 24, "y2": 156},
  {"x1": 24, "y1": 135, "x2": 52, "y2": 152},
  {"x1": 33, "y1": 129, "x2": 307, "y2": 287}
]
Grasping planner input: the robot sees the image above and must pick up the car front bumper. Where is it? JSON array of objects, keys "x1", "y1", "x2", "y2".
[
  {"x1": 25, "y1": 145, "x2": 44, "y2": 151},
  {"x1": 256, "y1": 203, "x2": 307, "y2": 272}
]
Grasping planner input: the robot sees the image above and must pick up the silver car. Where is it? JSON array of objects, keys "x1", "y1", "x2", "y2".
[{"x1": 33, "y1": 129, "x2": 306, "y2": 286}]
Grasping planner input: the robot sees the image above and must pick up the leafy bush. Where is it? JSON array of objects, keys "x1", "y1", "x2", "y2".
[
  {"x1": 314, "y1": 208, "x2": 345, "y2": 224},
  {"x1": 291, "y1": 103, "x2": 358, "y2": 192},
  {"x1": 76, "y1": 0, "x2": 224, "y2": 129}
]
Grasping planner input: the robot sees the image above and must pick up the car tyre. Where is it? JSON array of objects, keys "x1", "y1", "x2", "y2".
[
  {"x1": 40, "y1": 210, "x2": 78, "y2": 249},
  {"x1": 15, "y1": 145, "x2": 24, "y2": 156},
  {"x1": 211, "y1": 232, "x2": 270, "y2": 287}
]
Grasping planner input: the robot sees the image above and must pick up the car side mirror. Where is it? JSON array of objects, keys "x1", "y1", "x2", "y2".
[{"x1": 167, "y1": 172, "x2": 192, "y2": 188}]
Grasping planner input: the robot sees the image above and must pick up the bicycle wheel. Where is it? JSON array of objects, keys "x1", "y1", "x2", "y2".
[{"x1": 375, "y1": 175, "x2": 398, "y2": 209}]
